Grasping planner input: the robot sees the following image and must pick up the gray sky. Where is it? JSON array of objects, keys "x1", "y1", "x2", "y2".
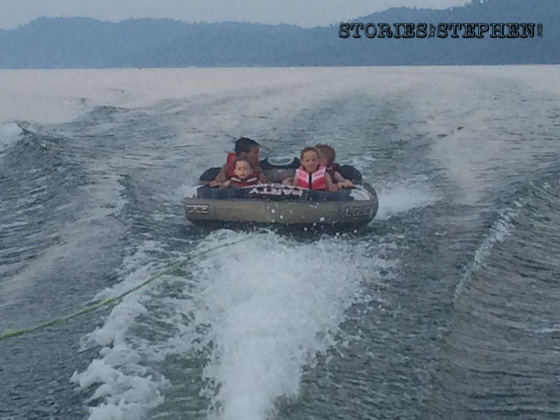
[{"x1": 0, "y1": 0, "x2": 468, "y2": 30}]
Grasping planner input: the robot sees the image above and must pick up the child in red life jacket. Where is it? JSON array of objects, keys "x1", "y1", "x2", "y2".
[
  {"x1": 315, "y1": 144, "x2": 354, "y2": 189},
  {"x1": 285, "y1": 147, "x2": 337, "y2": 191},
  {"x1": 220, "y1": 156, "x2": 266, "y2": 188},
  {"x1": 210, "y1": 137, "x2": 268, "y2": 186}
]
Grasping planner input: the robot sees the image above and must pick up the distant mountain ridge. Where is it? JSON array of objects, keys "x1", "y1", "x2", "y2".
[{"x1": 0, "y1": 0, "x2": 558, "y2": 68}]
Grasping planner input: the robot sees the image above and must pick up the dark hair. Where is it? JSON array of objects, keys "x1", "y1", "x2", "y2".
[
  {"x1": 300, "y1": 146, "x2": 320, "y2": 160},
  {"x1": 235, "y1": 137, "x2": 260, "y2": 155}
]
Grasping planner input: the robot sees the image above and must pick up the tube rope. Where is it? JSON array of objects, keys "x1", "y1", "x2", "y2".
[{"x1": 1, "y1": 235, "x2": 255, "y2": 340}]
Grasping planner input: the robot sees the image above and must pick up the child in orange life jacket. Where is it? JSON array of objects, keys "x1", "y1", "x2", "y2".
[
  {"x1": 285, "y1": 147, "x2": 337, "y2": 191},
  {"x1": 315, "y1": 144, "x2": 354, "y2": 189},
  {"x1": 220, "y1": 156, "x2": 265, "y2": 188},
  {"x1": 210, "y1": 137, "x2": 267, "y2": 187}
]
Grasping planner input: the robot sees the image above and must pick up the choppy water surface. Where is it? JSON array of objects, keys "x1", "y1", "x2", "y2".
[{"x1": 1, "y1": 67, "x2": 559, "y2": 420}]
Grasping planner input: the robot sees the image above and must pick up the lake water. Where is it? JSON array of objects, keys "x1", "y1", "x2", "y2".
[{"x1": 1, "y1": 66, "x2": 559, "y2": 420}]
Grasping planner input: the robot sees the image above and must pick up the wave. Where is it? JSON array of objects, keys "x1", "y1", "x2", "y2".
[
  {"x1": 433, "y1": 169, "x2": 560, "y2": 419},
  {"x1": 72, "y1": 230, "x2": 389, "y2": 420},
  {"x1": 452, "y1": 201, "x2": 522, "y2": 303},
  {"x1": 0, "y1": 122, "x2": 24, "y2": 153},
  {"x1": 453, "y1": 163, "x2": 560, "y2": 304}
]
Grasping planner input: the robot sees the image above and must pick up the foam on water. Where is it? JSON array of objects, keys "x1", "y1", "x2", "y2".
[
  {"x1": 453, "y1": 201, "x2": 522, "y2": 302},
  {"x1": 184, "y1": 230, "x2": 382, "y2": 420},
  {"x1": 72, "y1": 240, "x2": 172, "y2": 420},
  {"x1": 179, "y1": 183, "x2": 200, "y2": 200},
  {"x1": 0, "y1": 122, "x2": 23, "y2": 153},
  {"x1": 72, "y1": 229, "x2": 386, "y2": 420}
]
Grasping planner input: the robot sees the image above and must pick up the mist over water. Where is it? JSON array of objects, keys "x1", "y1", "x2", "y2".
[{"x1": 1, "y1": 66, "x2": 559, "y2": 420}]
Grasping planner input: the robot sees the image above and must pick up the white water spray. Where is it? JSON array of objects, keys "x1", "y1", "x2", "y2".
[{"x1": 185, "y1": 230, "x2": 380, "y2": 420}]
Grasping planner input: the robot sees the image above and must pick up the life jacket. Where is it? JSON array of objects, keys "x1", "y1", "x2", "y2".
[
  {"x1": 229, "y1": 172, "x2": 260, "y2": 187},
  {"x1": 226, "y1": 152, "x2": 237, "y2": 176},
  {"x1": 325, "y1": 163, "x2": 340, "y2": 179},
  {"x1": 295, "y1": 165, "x2": 327, "y2": 190},
  {"x1": 226, "y1": 153, "x2": 262, "y2": 176}
]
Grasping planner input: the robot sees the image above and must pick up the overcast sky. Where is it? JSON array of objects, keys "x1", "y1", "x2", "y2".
[{"x1": 0, "y1": 0, "x2": 469, "y2": 30}]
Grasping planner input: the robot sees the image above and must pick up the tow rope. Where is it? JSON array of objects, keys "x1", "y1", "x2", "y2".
[{"x1": 1, "y1": 235, "x2": 255, "y2": 340}]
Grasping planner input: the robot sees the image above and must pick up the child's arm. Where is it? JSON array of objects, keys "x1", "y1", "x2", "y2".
[
  {"x1": 210, "y1": 164, "x2": 229, "y2": 186},
  {"x1": 325, "y1": 173, "x2": 338, "y2": 192},
  {"x1": 283, "y1": 176, "x2": 295, "y2": 186},
  {"x1": 332, "y1": 171, "x2": 345, "y2": 183},
  {"x1": 333, "y1": 171, "x2": 354, "y2": 188}
]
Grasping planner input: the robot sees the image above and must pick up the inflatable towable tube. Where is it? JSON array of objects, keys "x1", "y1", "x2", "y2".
[{"x1": 184, "y1": 156, "x2": 378, "y2": 229}]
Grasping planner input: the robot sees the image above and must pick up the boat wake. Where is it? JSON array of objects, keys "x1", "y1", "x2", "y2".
[
  {"x1": 72, "y1": 229, "x2": 390, "y2": 420},
  {"x1": 0, "y1": 122, "x2": 24, "y2": 153}
]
